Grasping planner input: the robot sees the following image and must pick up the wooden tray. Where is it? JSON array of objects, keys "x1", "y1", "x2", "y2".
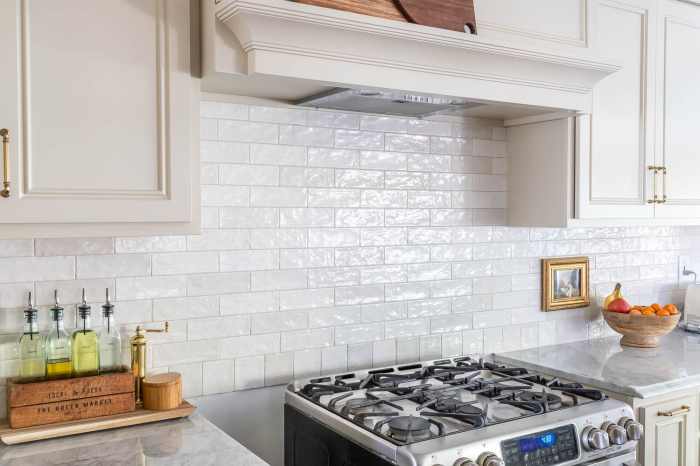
[{"x1": 0, "y1": 401, "x2": 195, "y2": 445}]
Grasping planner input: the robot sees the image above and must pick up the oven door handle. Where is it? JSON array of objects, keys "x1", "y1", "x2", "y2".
[{"x1": 578, "y1": 450, "x2": 637, "y2": 466}]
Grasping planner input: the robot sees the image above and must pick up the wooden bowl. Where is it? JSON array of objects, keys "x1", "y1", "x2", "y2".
[{"x1": 602, "y1": 310, "x2": 680, "y2": 348}]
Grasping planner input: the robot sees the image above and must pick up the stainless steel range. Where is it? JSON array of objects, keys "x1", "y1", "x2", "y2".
[{"x1": 284, "y1": 356, "x2": 641, "y2": 466}]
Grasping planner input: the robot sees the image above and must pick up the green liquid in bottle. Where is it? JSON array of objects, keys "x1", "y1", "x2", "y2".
[{"x1": 72, "y1": 329, "x2": 99, "y2": 376}]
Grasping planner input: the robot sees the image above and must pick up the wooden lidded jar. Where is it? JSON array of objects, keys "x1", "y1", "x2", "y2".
[{"x1": 142, "y1": 372, "x2": 182, "y2": 411}]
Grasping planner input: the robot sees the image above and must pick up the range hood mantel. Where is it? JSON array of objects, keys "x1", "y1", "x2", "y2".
[{"x1": 215, "y1": 0, "x2": 620, "y2": 113}]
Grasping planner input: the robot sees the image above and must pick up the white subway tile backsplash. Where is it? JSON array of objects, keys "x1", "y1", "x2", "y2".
[
  {"x1": 308, "y1": 148, "x2": 359, "y2": 168},
  {"x1": 252, "y1": 270, "x2": 307, "y2": 291},
  {"x1": 201, "y1": 141, "x2": 250, "y2": 164},
  {"x1": 251, "y1": 143, "x2": 306, "y2": 166},
  {"x1": 250, "y1": 106, "x2": 306, "y2": 125},
  {"x1": 220, "y1": 291, "x2": 278, "y2": 315},
  {"x1": 203, "y1": 359, "x2": 235, "y2": 395},
  {"x1": 335, "y1": 130, "x2": 384, "y2": 150},
  {"x1": 0, "y1": 98, "x2": 694, "y2": 403},
  {"x1": 265, "y1": 352, "x2": 294, "y2": 386},
  {"x1": 235, "y1": 356, "x2": 265, "y2": 390},
  {"x1": 152, "y1": 252, "x2": 219, "y2": 275},
  {"x1": 77, "y1": 254, "x2": 149, "y2": 279},
  {"x1": 294, "y1": 349, "x2": 322, "y2": 378},
  {"x1": 282, "y1": 328, "x2": 333, "y2": 352},
  {"x1": 219, "y1": 120, "x2": 278, "y2": 143},
  {"x1": 186, "y1": 272, "x2": 250, "y2": 296},
  {"x1": 188, "y1": 230, "x2": 250, "y2": 251},
  {"x1": 220, "y1": 164, "x2": 279, "y2": 186}
]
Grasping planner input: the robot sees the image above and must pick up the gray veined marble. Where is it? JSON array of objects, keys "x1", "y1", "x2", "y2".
[
  {"x1": 0, "y1": 413, "x2": 268, "y2": 466},
  {"x1": 494, "y1": 329, "x2": 700, "y2": 399}
]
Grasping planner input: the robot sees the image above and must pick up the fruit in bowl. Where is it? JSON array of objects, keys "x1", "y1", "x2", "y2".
[{"x1": 602, "y1": 284, "x2": 680, "y2": 347}]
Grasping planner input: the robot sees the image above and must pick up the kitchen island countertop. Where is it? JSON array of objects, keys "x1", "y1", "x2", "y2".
[
  {"x1": 0, "y1": 412, "x2": 268, "y2": 466},
  {"x1": 494, "y1": 329, "x2": 700, "y2": 399}
]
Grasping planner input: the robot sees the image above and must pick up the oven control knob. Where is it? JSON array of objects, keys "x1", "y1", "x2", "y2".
[
  {"x1": 454, "y1": 459, "x2": 477, "y2": 466},
  {"x1": 477, "y1": 452, "x2": 505, "y2": 466},
  {"x1": 581, "y1": 426, "x2": 610, "y2": 451},
  {"x1": 619, "y1": 417, "x2": 644, "y2": 441},
  {"x1": 601, "y1": 421, "x2": 627, "y2": 445}
]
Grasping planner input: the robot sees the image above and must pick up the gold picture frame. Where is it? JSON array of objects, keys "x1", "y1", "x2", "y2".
[{"x1": 542, "y1": 257, "x2": 590, "y2": 311}]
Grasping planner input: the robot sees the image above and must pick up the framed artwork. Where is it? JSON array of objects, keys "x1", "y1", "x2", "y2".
[{"x1": 541, "y1": 257, "x2": 590, "y2": 311}]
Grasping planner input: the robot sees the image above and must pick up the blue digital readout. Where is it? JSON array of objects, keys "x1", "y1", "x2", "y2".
[{"x1": 518, "y1": 432, "x2": 558, "y2": 453}]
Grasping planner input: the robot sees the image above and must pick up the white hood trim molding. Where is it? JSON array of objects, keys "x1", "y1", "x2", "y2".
[{"x1": 216, "y1": 0, "x2": 620, "y2": 112}]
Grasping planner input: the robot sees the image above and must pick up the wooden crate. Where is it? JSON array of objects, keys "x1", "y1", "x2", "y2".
[{"x1": 7, "y1": 371, "x2": 135, "y2": 429}]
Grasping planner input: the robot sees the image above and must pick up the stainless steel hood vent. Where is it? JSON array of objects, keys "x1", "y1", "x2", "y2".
[{"x1": 297, "y1": 88, "x2": 485, "y2": 118}]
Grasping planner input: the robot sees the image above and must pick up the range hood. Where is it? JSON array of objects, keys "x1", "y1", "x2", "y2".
[
  {"x1": 209, "y1": 0, "x2": 622, "y2": 116},
  {"x1": 297, "y1": 88, "x2": 485, "y2": 118}
]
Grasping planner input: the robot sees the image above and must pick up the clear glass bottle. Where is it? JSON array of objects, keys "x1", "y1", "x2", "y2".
[
  {"x1": 98, "y1": 288, "x2": 121, "y2": 372},
  {"x1": 45, "y1": 290, "x2": 72, "y2": 378},
  {"x1": 72, "y1": 289, "x2": 99, "y2": 376},
  {"x1": 18, "y1": 292, "x2": 46, "y2": 379}
]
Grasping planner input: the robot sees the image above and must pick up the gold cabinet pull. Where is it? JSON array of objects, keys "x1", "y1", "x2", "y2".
[
  {"x1": 647, "y1": 165, "x2": 660, "y2": 204},
  {"x1": 658, "y1": 405, "x2": 690, "y2": 417},
  {"x1": 0, "y1": 128, "x2": 9, "y2": 198},
  {"x1": 659, "y1": 166, "x2": 668, "y2": 204}
]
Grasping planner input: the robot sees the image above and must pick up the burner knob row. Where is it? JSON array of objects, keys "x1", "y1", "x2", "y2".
[
  {"x1": 581, "y1": 426, "x2": 610, "y2": 451},
  {"x1": 619, "y1": 417, "x2": 643, "y2": 441}
]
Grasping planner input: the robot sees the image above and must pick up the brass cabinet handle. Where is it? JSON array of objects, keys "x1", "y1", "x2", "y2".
[
  {"x1": 0, "y1": 128, "x2": 9, "y2": 198},
  {"x1": 659, "y1": 166, "x2": 668, "y2": 204},
  {"x1": 658, "y1": 405, "x2": 690, "y2": 417},
  {"x1": 647, "y1": 165, "x2": 660, "y2": 204}
]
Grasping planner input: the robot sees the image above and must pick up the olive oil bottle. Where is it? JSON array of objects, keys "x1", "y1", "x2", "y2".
[
  {"x1": 72, "y1": 289, "x2": 99, "y2": 376},
  {"x1": 18, "y1": 292, "x2": 46, "y2": 379},
  {"x1": 45, "y1": 290, "x2": 72, "y2": 378},
  {"x1": 98, "y1": 289, "x2": 122, "y2": 372}
]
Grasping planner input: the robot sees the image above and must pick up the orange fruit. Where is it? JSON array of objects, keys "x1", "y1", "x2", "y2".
[
  {"x1": 629, "y1": 309, "x2": 642, "y2": 316},
  {"x1": 651, "y1": 303, "x2": 662, "y2": 312},
  {"x1": 657, "y1": 309, "x2": 671, "y2": 317},
  {"x1": 641, "y1": 308, "x2": 655, "y2": 316},
  {"x1": 665, "y1": 304, "x2": 679, "y2": 315}
]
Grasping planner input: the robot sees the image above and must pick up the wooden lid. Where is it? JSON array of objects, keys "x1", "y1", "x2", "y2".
[{"x1": 142, "y1": 372, "x2": 181, "y2": 387}]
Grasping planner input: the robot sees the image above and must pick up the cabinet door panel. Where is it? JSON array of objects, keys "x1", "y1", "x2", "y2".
[
  {"x1": 0, "y1": 0, "x2": 194, "y2": 229},
  {"x1": 577, "y1": 0, "x2": 656, "y2": 219},
  {"x1": 640, "y1": 395, "x2": 697, "y2": 466},
  {"x1": 475, "y1": 0, "x2": 590, "y2": 47},
  {"x1": 656, "y1": 1, "x2": 700, "y2": 218}
]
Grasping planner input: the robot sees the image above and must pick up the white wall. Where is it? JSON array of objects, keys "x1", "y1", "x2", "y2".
[{"x1": 0, "y1": 96, "x2": 696, "y2": 417}]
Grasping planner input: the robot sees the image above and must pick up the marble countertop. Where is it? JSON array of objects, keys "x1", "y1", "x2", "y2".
[
  {"x1": 0, "y1": 413, "x2": 269, "y2": 466},
  {"x1": 494, "y1": 329, "x2": 700, "y2": 399}
]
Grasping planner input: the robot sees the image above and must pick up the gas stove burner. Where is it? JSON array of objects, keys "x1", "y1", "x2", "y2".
[
  {"x1": 517, "y1": 391, "x2": 563, "y2": 410},
  {"x1": 489, "y1": 403, "x2": 524, "y2": 421},
  {"x1": 374, "y1": 416, "x2": 444, "y2": 443},
  {"x1": 432, "y1": 398, "x2": 484, "y2": 417}
]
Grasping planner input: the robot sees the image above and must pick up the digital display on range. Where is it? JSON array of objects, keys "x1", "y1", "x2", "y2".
[
  {"x1": 518, "y1": 432, "x2": 557, "y2": 453},
  {"x1": 501, "y1": 425, "x2": 578, "y2": 466}
]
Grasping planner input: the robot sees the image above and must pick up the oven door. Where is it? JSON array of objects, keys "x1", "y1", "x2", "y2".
[{"x1": 578, "y1": 450, "x2": 637, "y2": 466}]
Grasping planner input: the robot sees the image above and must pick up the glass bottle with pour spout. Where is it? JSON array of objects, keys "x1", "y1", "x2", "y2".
[
  {"x1": 45, "y1": 290, "x2": 72, "y2": 378},
  {"x1": 98, "y1": 288, "x2": 122, "y2": 372},
  {"x1": 71, "y1": 289, "x2": 99, "y2": 376},
  {"x1": 18, "y1": 292, "x2": 46, "y2": 379}
]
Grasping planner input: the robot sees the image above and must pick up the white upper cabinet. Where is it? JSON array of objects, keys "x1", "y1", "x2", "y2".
[
  {"x1": 654, "y1": 0, "x2": 700, "y2": 218},
  {"x1": 0, "y1": 0, "x2": 198, "y2": 238},
  {"x1": 475, "y1": 0, "x2": 591, "y2": 48},
  {"x1": 576, "y1": 0, "x2": 657, "y2": 220}
]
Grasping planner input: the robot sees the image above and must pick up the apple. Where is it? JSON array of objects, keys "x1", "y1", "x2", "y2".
[{"x1": 607, "y1": 297, "x2": 631, "y2": 313}]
